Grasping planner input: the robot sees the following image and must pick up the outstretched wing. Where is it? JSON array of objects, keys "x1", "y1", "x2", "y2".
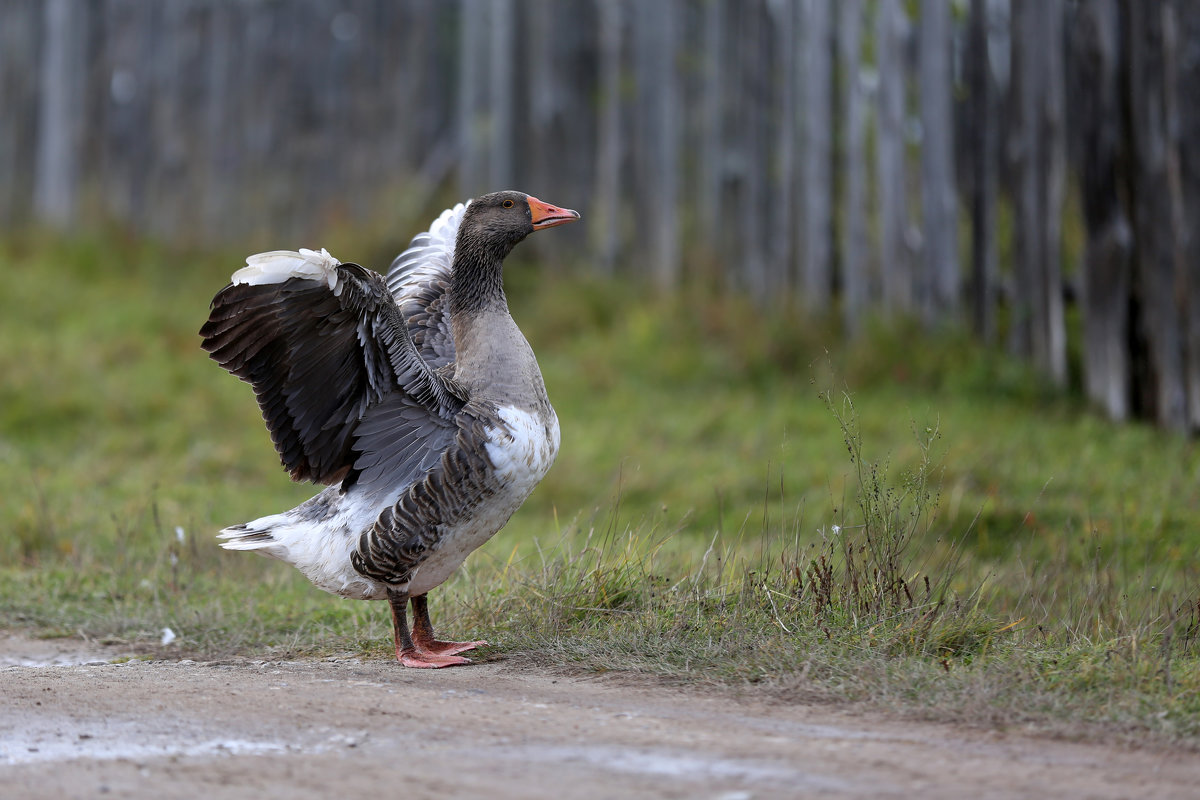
[
  {"x1": 385, "y1": 202, "x2": 468, "y2": 370},
  {"x1": 199, "y1": 248, "x2": 465, "y2": 488}
]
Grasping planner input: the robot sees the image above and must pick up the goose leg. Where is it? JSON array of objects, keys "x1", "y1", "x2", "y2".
[
  {"x1": 387, "y1": 589, "x2": 471, "y2": 668},
  {"x1": 410, "y1": 593, "x2": 487, "y2": 657}
]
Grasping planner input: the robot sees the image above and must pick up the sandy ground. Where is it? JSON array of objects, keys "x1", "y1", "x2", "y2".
[{"x1": 2, "y1": 633, "x2": 1198, "y2": 799}]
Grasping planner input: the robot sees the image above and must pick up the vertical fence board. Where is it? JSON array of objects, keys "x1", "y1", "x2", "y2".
[
  {"x1": 1127, "y1": 0, "x2": 1189, "y2": 429},
  {"x1": 918, "y1": 0, "x2": 959, "y2": 324},
  {"x1": 801, "y1": 0, "x2": 833, "y2": 308},
  {"x1": 1073, "y1": 0, "x2": 1133, "y2": 421},
  {"x1": 875, "y1": 0, "x2": 912, "y2": 315},
  {"x1": 840, "y1": 0, "x2": 869, "y2": 331}
]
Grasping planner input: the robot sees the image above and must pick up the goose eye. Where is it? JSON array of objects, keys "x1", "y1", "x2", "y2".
[{"x1": 502, "y1": 199, "x2": 514, "y2": 208}]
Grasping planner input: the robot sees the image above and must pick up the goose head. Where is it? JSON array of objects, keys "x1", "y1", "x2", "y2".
[{"x1": 456, "y1": 191, "x2": 580, "y2": 263}]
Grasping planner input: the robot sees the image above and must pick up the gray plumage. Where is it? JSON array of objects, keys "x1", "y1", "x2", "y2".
[{"x1": 199, "y1": 191, "x2": 580, "y2": 668}]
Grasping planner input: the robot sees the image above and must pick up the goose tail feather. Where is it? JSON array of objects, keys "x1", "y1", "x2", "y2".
[{"x1": 217, "y1": 515, "x2": 289, "y2": 558}]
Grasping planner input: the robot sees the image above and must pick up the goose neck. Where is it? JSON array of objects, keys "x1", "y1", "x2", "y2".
[{"x1": 449, "y1": 248, "x2": 507, "y2": 316}]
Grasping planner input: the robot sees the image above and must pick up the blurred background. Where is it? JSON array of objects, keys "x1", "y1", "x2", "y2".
[
  {"x1": 2, "y1": 3, "x2": 1200, "y2": 709},
  {"x1": 3, "y1": 0, "x2": 1198, "y2": 432}
]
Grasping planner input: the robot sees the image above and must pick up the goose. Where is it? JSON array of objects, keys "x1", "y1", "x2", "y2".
[{"x1": 199, "y1": 191, "x2": 579, "y2": 668}]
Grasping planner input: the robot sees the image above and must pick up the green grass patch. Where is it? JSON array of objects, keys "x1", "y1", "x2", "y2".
[{"x1": 1, "y1": 228, "x2": 1198, "y2": 742}]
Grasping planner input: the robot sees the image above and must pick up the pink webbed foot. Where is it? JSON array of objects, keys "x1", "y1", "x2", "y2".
[
  {"x1": 396, "y1": 647, "x2": 473, "y2": 669},
  {"x1": 409, "y1": 594, "x2": 487, "y2": 659},
  {"x1": 413, "y1": 637, "x2": 488, "y2": 658},
  {"x1": 389, "y1": 591, "x2": 487, "y2": 668}
]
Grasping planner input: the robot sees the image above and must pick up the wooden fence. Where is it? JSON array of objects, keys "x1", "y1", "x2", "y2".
[{"x1": 2, "y1": 0, "x2": 1198, "y2": 431}]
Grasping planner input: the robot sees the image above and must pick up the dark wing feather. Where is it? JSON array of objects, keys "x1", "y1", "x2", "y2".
[
  {"x1": 386, "y1": 202, "x2": 467, "y2": 369},
  {"x1": 200, "y1": 254, "x2": 464, "y2": 486},
  {"x1": 349, "y1": 391, "x2": 457, "y2": 495}
]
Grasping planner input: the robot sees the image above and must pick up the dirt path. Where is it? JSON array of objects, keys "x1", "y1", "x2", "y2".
[{"x1": 2, "y1": 634, "x2": 1197, "y2": 799}]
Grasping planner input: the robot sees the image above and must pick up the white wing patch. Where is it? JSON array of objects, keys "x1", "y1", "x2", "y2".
[
  {"x1": 386, "y1": 201, "x2": 470, "y2": 300},
  {"x1": 231, "y1": 248, "x2": 342, "y2": 295},
  {"x1": 428, "y1": 201, "x2": 468, "y2": 248},
  {"x1": 484, "y1": 406, "x2": 560, "y2": 488}
]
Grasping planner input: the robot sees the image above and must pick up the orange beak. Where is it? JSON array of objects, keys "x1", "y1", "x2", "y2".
[{"x1": 528, "y1": 196, "x2": 581, "y2": 230}]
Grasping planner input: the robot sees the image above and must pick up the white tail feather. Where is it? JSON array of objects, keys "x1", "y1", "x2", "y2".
[
  {"x1": 217, "y1": 524, "x2": 286, "y2": 556},
  {"x1": 215, "y1": 505, "x2": 383, "y2": 599},
  {"x1": 231, "y1": 248, "x2": 341, "y2": 293}
]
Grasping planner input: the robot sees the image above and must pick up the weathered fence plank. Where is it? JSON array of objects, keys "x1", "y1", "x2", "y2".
[
  {"x1": 1072, "y1": 0, "x2": 1134, "y2": 421},
  {"x1": 918, "y1": 0, "x2": 958, "y2": 325},
  {"x1": 875, "y1": 0, "x2": 912, "y2": 316}
]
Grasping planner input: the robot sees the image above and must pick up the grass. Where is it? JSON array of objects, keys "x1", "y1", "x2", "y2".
[{"x1": 1, "y1": 226, "x2": 1198, "y2": 743}]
